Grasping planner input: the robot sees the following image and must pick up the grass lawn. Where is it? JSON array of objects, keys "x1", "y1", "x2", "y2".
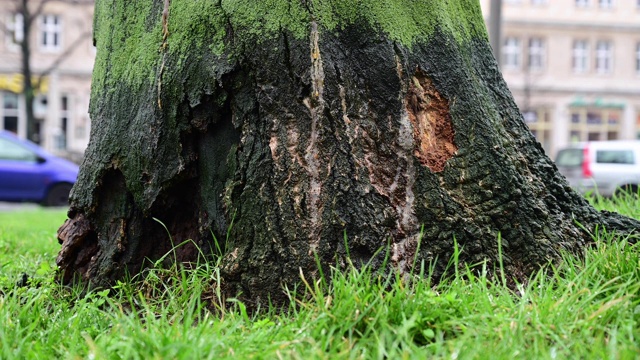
[{"x1": 0, "y1": 199, "x2": 639, "y2": 359}]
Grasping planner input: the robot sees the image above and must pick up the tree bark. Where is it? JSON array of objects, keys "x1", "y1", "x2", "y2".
[{"x1": 57, "y1": 0, "x2": 639, "y2": 305}]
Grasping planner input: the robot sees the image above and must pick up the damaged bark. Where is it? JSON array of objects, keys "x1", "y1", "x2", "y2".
[
  {"x1": 57, "y1": 0, "x2": 639, "y2": 305},
  {"x1": 407, "y1": 71, "x2": 458, "y2": 173}
]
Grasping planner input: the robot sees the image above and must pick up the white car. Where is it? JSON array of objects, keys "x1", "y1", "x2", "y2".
[{"x1": 555, "y1": 141, "x2": 640, "y2": 197}]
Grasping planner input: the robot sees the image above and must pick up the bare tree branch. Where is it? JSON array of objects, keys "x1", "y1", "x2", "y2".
[
  {"x1": 34, "y1": 30, "x2": 92, "y2": 89},
  {"x1": 27, "y1": 0, "x2": 54, "y2": 27},
  {"x1": 0, "y1": 0, "x2": 21, "y2": 36},
  {"x1": 0, "y1": 18, "x2": 9, "y2": 35}
]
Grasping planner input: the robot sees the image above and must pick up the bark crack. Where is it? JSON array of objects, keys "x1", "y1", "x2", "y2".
[
  {"x1": 303, "y1": 20, "x2": 325, "y2": 255},
  {"x1": 157, "y1": 0, "x2": 171, "y2": 109}
]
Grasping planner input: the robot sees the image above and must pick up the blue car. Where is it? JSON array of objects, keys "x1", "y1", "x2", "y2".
[{"x1": 0, "y1": 130, "x2": 79, "y2": 206}]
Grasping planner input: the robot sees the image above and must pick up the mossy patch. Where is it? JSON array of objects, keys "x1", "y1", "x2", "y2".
[
  {"x1": 221, "y1": 0, "x2": 310, "y2": 41},
  {"x1": 167, "y1": 0, "x2": 228, "y2": 58},
  {"x1": 312, "y1": 0, "x2": 488, "y2": 46},
  {"x1": 91, "y1": 0, "x2": 487, "y2": 94},
  {"x1": 92, "y1": 0, "x2": 163, "y2": 95}
]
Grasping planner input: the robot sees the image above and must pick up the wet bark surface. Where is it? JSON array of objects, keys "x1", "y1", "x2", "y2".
[{"x1": 57, "y1": 9, "x2": 639, "y2": 306}]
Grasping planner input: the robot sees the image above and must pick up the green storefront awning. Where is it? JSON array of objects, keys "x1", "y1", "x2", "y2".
[{"x1": 569, "y1": 97, "x2": 625, "y2": 109}]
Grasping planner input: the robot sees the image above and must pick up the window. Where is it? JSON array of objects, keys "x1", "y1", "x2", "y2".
[
  {"x1": 598, "y1": 0, "x2": 613, "y2": 9},
  {"x1": 75, "y1": 116, "x2": 88, "y2": 139},
  {"x1": 57, "y1": 95, "x2": 69, "y2": 150},
  {"x1": 636, "y1": 42, "x2": 640, "y2": 74},
  {"x1": 2, "y1": 92, "x2": 19, "y2": 134},
  {"x1": 40, "y1": 14, "x2": 61, "y2": 52},
  {"x1": 572, "y1": 40, "x2": 589, "y2": 73},
  {"x1": 503, "y1": 37, "x2": 521, "y2": 69},
  {"x1": 556, "y1": 149, "x2": 583, "y2": 167},
  {"x1": 528, "y1": 38, "x2": 545, "y2": 71},
  {"x1": 595, "y1": 41, "x2": 613, "y2": 74},
  {"x1": 596, "y1": 150, "x2": 634, "y2": 165},
  {"x1": 523, "y1": 108, "x2": 552, "y2": 153},
  {"x1": 0, "y1": 138, "x2": 37, "y2": 162},
  {"x1": 576, "y1": 0, "x2": 590, "y2": 7},
  {"x1": 34, "y1": 96, "x2": 48, "y2": 118},
  {"x1": 5, "y1": 13, "x2": 24, "y2": 50},
  {"x1": 569, "y1": 107, "x2": 622, "y2": 142}
]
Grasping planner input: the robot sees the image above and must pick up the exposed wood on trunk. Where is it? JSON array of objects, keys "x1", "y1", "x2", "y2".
[{"x1": 406, "y1": 70, "x2": 458, "y2": 173}]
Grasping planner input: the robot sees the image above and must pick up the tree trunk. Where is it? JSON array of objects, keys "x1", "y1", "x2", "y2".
[
  {"x1": 57, "y1": 0, "x2": 639, "y2": 305},
  {"x1": 19, "y1": 0, "x2": 37, "y2": 143}
]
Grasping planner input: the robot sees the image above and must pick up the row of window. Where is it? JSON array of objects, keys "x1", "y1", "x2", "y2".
[
  {"x1": 576, "y1": 0, "x2": 615, "y2": 9},
  {"x1": 503, "y1": 37, "x2": 546, "y2": 71},
  {"x1": 506, "y1": 0, "x2": 636, "y2": 9},
  {"x1": 524, "y1": 107, "x2": 624, "y2": 153},
  {"x1": 504, "y1": 0, "x2": 550, "y2": 5},
  {"x1": 503, "y1": 37, "x2": 640, "y2": 74},
  {"x1": 5, "y1": 13, "x2": 62, "y2": 52},
  {"x1": 1, "y1": 91, "x2": 82, "y2": 148}
]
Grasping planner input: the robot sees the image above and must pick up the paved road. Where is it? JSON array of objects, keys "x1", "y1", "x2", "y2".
[{"x1": 0, "y1": 202, "x2": 61, "y2": 212}]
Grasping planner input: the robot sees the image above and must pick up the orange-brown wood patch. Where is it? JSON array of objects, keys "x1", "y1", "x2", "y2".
[{"x1": 406, "y1": 71, "x2": 457, "y2": 172}]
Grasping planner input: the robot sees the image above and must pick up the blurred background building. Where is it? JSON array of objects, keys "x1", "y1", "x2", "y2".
[
  {"x1": 0, "y1": 0, "x2": 94, "y2": 162},
  {"x1": 480, "y1": 0, "x2": 640, "y2": 157}
]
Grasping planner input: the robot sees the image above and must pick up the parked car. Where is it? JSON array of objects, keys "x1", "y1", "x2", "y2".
[
  {"x1": 555, "y1": 140, "x2": 640, "y2": 197},
  {"x1": 0, "y1": 130, "x2": 79, "y2": 206}
]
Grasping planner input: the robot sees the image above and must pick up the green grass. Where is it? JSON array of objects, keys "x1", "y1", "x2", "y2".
[
  {"x1": 0, "y1": 209, "x2": 66, "y2": 287},
  {"x1": 1, "y1": 198, "x2": 639, "y2": 359}
]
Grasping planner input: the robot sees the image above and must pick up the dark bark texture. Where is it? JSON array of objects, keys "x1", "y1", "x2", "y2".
[{"x1": 57, "y1": 0, "x2": 639, "y2": 305}]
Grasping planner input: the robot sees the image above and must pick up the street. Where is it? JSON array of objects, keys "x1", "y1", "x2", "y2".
[{"x1": 0, "y1": 202, "x2": 65, "y2": 212}]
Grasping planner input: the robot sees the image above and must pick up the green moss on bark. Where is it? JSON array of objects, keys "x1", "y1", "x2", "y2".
[
  {"x1": 92, "y1": 0, "x2": 162, "y2": 94},
  {"x1": 91, "y1": 0, "x2": 486, "y2": 95},
  {"x1": 167, "y1": 0, "x2": 228, "y2": 57},
  {"x1": 220, "y1": 0, "x2": 309, "y2": 40},
  {"x1": 312, "y1": 0, "x2": 487, "y2": 45}
]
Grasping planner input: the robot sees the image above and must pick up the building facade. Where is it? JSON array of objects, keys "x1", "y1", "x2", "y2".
[
  {"x1": 480, "y1": 0, "x2": 640, "y2": 157},
  {"x1": 0, "y1": 0, "x2": 94, "y2": 160}
]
